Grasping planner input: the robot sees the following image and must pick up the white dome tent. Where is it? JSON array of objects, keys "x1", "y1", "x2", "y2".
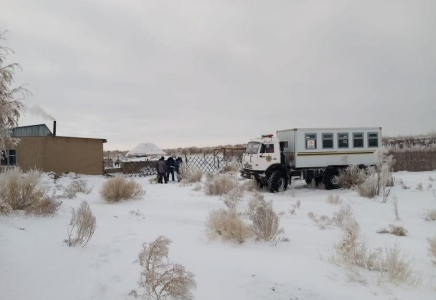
[{"x1": 126, "y1": 143, "x2": 165, "y2": 158}]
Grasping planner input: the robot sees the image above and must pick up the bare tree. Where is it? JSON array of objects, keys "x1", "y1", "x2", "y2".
[{"x1": 0, "y1": 31, "x2": 28, "y2": 152}]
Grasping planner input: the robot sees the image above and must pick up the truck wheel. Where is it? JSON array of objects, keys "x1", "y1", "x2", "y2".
[
  {"x1": 305, "y1": 178, "x2": 313, "y2": 185},
  {"x1": 268, "y1": 171, "x2": 288, "y2": 193},
  {"x1": 324, "y1": 169, "x2": 340, "y2": 190}
]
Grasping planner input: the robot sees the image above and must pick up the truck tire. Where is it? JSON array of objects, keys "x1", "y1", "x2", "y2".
[
  {"x1": 268, "y1": 170, "x2": 288, "y2": 193},
  {"x1": 324, "y1": 168, "x2": 340, "y2": 190}
]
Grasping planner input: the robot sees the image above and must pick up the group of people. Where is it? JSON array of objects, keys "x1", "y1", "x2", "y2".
[{"x1": 156, "y1": 156, "x2": 183, "y2": 184}]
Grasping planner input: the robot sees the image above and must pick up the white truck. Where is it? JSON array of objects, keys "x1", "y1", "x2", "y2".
[{"x1": 241, "y1": 127, "x2": 381, "y2": 192}]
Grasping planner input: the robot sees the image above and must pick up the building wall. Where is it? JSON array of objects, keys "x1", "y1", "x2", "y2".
[{"x1": 13, "y1": 136, "x2": 104, "y2": 175}]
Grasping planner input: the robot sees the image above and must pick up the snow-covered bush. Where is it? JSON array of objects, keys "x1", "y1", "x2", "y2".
[
  {"x1": 425, "y1": 209, "x2": 436, "y2": 221},
  {"x1": 0, "y1": 168, "x2": 61, "y2": 216},
  {"x1": 332, "y1": 204, "x2": 353, "y2": 229},
  {"x1": 204, "y1": 174, "x2": 238, "y2": 196},
  {"x1": 249, "y1": 200, "x2": 283, "y2": 241},
  {"x1": 206, "y1": 209, "x2": 251, "y2": 243},
  {"x1": 357, "y1": 169, "x2": 380, "y2": 198},
  {"x1": 308, "y1": 212, "x2": 332, "y2": 230},
  {"x1": 379, "y1": 243, "x2": 420, "y2": 285},
  {"x1": 63, "y1": 179, "x2": 92, "y2": 199},
  {"x1": 222, "y1": 186, "x2": 244, "y2": 209},
  {"x1": 326, "y1": 194, "x2": 342, "y2": 205},
  {"x1": 247, "y1": 191, "x2": 266, "y2": 216},
  {"x1": 338, "y1": 165, "x2": 366, "y2": 189},
  {"x1": 221, "y1": 159, "x2": 240, "y2": 173},
  {"x1": 388, "y1": 224, "x2": 408, "y2": 236},
  {"x1": 100, "y1": 177, "x2": 145, "y2": 203},
  {"x1": 137, "y1": 236, "x2": 196, "y2": 300},
  {"x1": 66, "y1": 201, "x2": 96, "y2": 247},
  {"x1": 428, "y1": 235, "x2": 436, "y2": 265},
  {"x1": 179, "y1": 165, "x2": 203, "y2": 185}
]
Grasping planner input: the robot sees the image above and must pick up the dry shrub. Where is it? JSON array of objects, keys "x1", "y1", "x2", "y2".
[
  {"x1": 25, "y1": 198, "x2": 62, "y2": 216},
  {"x1": 327, "y1": 194, "x2": 342, "y2": 205},
  {"x1": 379, "y1": 243, "x2": 420, "y2": 286},
  {"x1": 332, "y1": 204, "x2": 354, "y2": 229},
  {"x1": 66, "y1": 201, "x2": 97, "y2": 247},
  {"x1": 221, "y1": 159, "x2": 240, "y2": 173},
  {"x1": 222, "y1": 186, "x2": 244, "y2": 209},
  {"x1": 308, "y1": 212, "x2": 332, "y2": 230},
  {"x1": 0, "y1": 200, "x2": 13, "y2": 214},
  {"x1": 0, "y1": 168, "x2": 61, "y2": 216},
  {"x1": 388, "y1": 224, "x2": 408, "y2": 236},
  {"x1": 179, "y1": 165, "x2": 203, "y2": 185},
  {"x1": 247, "y1": 191, "x2": 266, "y2": 215},
  {"x1": 392, "y1": 196, "x2": 400, "y2": 221},
  {"x1": 64, "y1": 179, "x2": 92, "y2": 199},
  {"x1": 100, "y1": 177, "x2": 145, "y2": 203},
  {"x1": 137, "y1": 236, "x2": 196, "y2": 300},
  {"x1": 338, "y1": 165, "x2": 366, "y2": 189},
  {"x1": 425, "y1": 209, "x2": 436, "y2": 221},
  {"x1": 416, "y1": 183, "x2": 423, "y2": 191},
  {"x1": 206, "y1": 209, "x2": 251, "y2": 243},
  {"x1": 429, "y1": 176, "x2": 435, "y2": 182},
  {"x1": 428, "y1": 183, "x2": 433, "y2": 191},
  {"x1": 428, "y1": 235, "x2": 436, "y2": 265},
  {"x1": 204, "y1": 174, "x2": 238, "y2": 196},
  {"x1": 249, "y1": 199, "x2": 283, "y2": 241}
]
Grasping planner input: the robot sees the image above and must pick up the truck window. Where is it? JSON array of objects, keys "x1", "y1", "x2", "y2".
[
  {"x1": 265, "y1": 144, "x2": 274, "y2": 153},
  {"x1": 322, "y1": 133, "x2": 333, "y2": 149},
  {"x1": 305, "y1": 134, "x2": 317, "y2": 149},
  {"x1": 368, "y1": 133, "x2": 378, "y2": 147},
  {"x1": 353, "y1": 133, "x2": 364, "y2": 148},
  {"x1": 338, "y1": 133, "x2": 349, "y2": 148},
  {"x1": 246, "y1": 142, "x2": 260, "y2": 154}
]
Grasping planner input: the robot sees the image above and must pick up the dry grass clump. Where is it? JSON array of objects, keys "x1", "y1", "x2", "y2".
[
  {"x1": 247, "y1": 191, "x2": 266, "y2": 216},
  {"x1": 64, "y1": 179, "x2": 92, "y2": 198},
  {"x1": 379, "y1": 244, "x2": 420, "y2": 286},
  {"x1": 416, "y1": 183, "x2": 424, "y2": 191},
  {"x1": 204, "y1": 174, "x2": 238, "y2": 196},
  {"x1": 242, "y1": 179, "x2": 258, "y2": 192},
  {"x1": 424, "y1": 209, "x2": 436, "y2": 221},
  {"x1": 388, "y1": 224, "x2": 408, "y2": 236},
  {"x1": 0, "y1": 168, "x2": 61, "y2": 216},
  {"x1": 338, "y1": 165, "x2": 366, "y2": 189},
  {"x1": 357, "y1": 171, "x2": 380, "y2": 198},
  {"x1": 100, "y1": 177, "x2": 145, "y2": 203},
  {"x1": 221, "y1": 159, "x2": 240, "y2": 173},
  {"x1": 397, "y1": 179, "x2": 410, "y2": 189},
  {"x1": 308, "y1": 212, "x2": 332, "y2": 230},
  {"x1": 428, "y1": 235, "x2": 436, "y2": 265},
  {"x1": 392, "y1": 196, "x2": 400, "y2": 220},
  {"x1": 179, "y1": 165, "x2": 203, "y2": 185},
  {"x1": 66, "y1": 201, "x2": 97, "y2": 247},
  {"x1": 332, "y1": 204, "x2": 354, "y2": 229},
  {"x1": 192, "y1": 182, "x2": 202, "y2": 191},
  {"x1": 137, "y1": 236, "x2": 196, "y2": 300},
  {"x1": 222, "y1": 186, "x2": 244, "y2": 209},
  {"x1": 326, "y1": 194, "x2": 342, "y2": 205},
  {"x1": 429, "y1": 176, "x2": 435, "y2": 182},
  {"x1": 206, "y1": 209, "x2": 251, "y2": 243},
  {"x1": 249, "y1": 199, "x2": 283, "y2": 241}
]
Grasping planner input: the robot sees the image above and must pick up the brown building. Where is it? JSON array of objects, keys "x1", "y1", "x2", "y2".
[{"x1": 1, "y1": 123, "x2": 106, "y2": 175}]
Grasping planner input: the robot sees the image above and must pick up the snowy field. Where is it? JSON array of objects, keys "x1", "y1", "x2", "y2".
[{"x1": 1, "y1": 171, "x2": 436, "y2": 300}]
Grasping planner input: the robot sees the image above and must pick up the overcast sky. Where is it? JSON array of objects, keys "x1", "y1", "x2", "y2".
[{"x1": 2, "y1": 0, "x2": 436, "y2": 150}]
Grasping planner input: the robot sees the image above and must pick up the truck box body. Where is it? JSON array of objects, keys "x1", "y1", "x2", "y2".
[{"x1": 276, "y1": 127, "x2": 381, "y2": 168}]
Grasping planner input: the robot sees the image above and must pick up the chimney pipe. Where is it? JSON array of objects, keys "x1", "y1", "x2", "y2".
[{"x1": 53, "y1": 121, "x2": 56, "y2": 136}]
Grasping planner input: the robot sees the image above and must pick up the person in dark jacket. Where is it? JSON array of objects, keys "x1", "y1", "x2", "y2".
[
  {"x1": 157, "y1": 157, "x2": 168, "y2": 184},
  {"x1": 166, "y1": 157, "x2": 176, "y2": 182},
  {"x1": 175, "y1": 157, "x2": 183, "y2": 181}
]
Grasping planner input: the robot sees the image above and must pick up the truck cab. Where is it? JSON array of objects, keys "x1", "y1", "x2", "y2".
[{"x1": 242, "y1": 135, "x2": 288, "y2": 192}]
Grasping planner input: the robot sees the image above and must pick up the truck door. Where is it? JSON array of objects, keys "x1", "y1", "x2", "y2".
[{"x1": 243, "y1": 142, "x2": 260, "y2": 169}]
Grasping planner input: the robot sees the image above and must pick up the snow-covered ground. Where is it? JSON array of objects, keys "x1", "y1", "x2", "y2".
[{"x1": 1, "y1": 171, "x2": 436, "y2": 300}]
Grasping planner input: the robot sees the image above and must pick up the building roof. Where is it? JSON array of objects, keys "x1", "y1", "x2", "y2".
[{"x1": 11, "y1": 124, "x2": 52, "y2": 137}]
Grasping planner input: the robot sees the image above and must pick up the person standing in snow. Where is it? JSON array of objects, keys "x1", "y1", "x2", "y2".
[
  {"x1": 166, "y1": 157, "x2": 176, "y2": 182},
  {"x1": 175, "y1": 157, "x2": 183, "y2": 181},
  {"x1": 157, "y1": 157, "x2": 168, "y2": 184}
]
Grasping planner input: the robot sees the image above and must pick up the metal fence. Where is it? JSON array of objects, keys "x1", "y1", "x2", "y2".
[{"x1": 125, "y1": 155, "x2": 242, "y2": 176}]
